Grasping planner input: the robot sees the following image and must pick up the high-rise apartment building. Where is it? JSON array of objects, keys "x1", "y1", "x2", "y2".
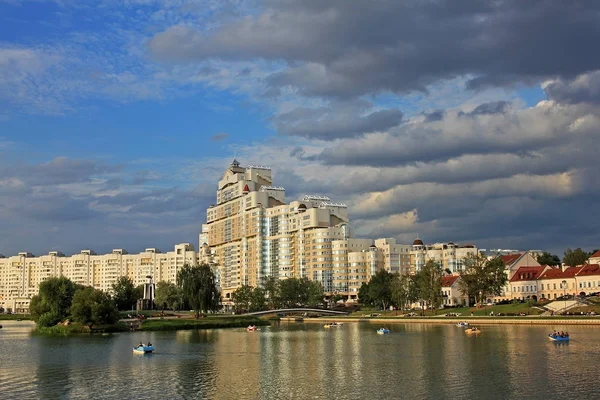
[{"x1": 199, "y1": 160, "x2": 351, "y2": 300}]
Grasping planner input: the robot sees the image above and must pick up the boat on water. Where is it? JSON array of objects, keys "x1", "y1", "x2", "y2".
[
  {"x1": 246, "y1": 325, "x2": 258, "y2": 332},
  {"x1": 324, "y1": 322, "x2": 343, "y2": 328},
  {"x1": 133, "y1": 344, "x2": 154, "y2": 354},
  {"x1": 548, "y1": 334, "x2": 569, "y2": 342},
  {"x1": 456, "y1": 322, "x2": 469, "y2": 327},
  {"x1": 377, "y1": 328, "x2": 390, "y2": 334},
  {"x1": 465, "y1": 327, "x2": 481, "y2": 335}
]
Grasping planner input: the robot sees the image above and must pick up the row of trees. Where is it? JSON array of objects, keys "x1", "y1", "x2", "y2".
[
  {"x1": 30, "y1": 263, "x2": 221, "y2": 328},
  {"x1": 359, "y1": 255, "x2": 509, "y2": 310},
  {"x1": 231, "y1": 277, "x2": 324, "y2": 314},
  {"x1": 536, "y1": 248, "x2": 598, "y2": 267}
]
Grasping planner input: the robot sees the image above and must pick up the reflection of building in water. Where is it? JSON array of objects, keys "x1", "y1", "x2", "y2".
[{"x1": 210, "y1": 330, "x2": 261, "y2": 398}]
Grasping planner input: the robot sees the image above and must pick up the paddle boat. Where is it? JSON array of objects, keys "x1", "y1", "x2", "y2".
[
  {"x1": 548, "y1": 333, "x2": 569, "y2": 342},
  {"x1": 133, "y1": 343, "x2": 154, "y2": 354},
  {"x1": 377, "y1": 328, "x2": 390, "y2": 334},
  {"x1": 246, "y1": 325, "x2": 258, "y2": 332},
  {"x1": 465, "y1": 327, "x2": 481, "y2": 335},
  {"x1": 324, "y1": 322, "x2": 343, "y2": 328},
  {"x1": 456, "y1": 322, "x2": 469, "y2": 327}
]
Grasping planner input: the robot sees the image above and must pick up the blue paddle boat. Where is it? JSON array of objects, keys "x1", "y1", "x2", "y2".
[
  {"x1": 548, "y1": 334, "x2": 569, "y2": 342},
  {"x1": 133, "y1": 343, "x2": 154, "y2": 354},
  {"x1": 377, "y1": 328, "x2": 390, "y2": 334}
]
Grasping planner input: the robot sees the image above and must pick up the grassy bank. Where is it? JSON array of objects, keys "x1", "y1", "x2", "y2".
[
  {"x1": 140, "y1": 316, "x2": 269, "y2": 331},
  {"x1": 353, "y1": 302, "x2": 544, "y2": 317},
  {"x1": 34, "y1": 322, "x2": 128, "y2": 335},
  {"x1": 0, "y1": 314, "x2": 32, "y2": 321}
]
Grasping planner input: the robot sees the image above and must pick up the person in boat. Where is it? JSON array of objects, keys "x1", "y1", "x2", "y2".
[
  {"x1": 147, "y1": 342, "x2": 152, "y2": 347},
  {"x1": 138, "y1": 342, "x2": 143, "y2": 348}
]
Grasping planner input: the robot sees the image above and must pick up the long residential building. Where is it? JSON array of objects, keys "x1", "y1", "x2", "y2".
[{"x1": 0, "y1": 244, "x2": 197, "y2": 313}]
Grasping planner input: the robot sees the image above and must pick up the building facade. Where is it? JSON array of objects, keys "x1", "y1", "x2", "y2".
[
  {"x1": 199, "y1": 160, "x2": 351, "y2": 300},
  {"x1": 0, "y1": 244, "x2": 197, "y2": 313},
  {"x1": 410, "y1": 238, "x2": 478, "y2": 274}
]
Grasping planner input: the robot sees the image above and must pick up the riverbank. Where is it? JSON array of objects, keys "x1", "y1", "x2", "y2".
[
  {"x1": 283, "y1": 316, "x2": 600, "y2": 325},
  {"x1": 34, "y1": 322, "x2": 129, "y2": 335},
  {"x1": 0, "y1": 314, "x2": 32, "y2": 321},
  {"x1": 139, "y1": 316, "x2": 270, "y2": 331}
]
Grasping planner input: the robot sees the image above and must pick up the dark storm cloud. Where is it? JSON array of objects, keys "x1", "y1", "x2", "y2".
[
  {"x1": 544, "y1": 71, "x2": 600, "y2": 104},
  {"x1": 458, "y1": 101, "x2": 510, "y2": 117},
  {"x1": 319, "y1": 100, "x2": 599, "y2": 167},
  {"x1": 424, "y1": 109, "x2": 445, "y2": 122},
  {"x1": 149, "y1": 0, "x2": 600, "y2": 98},
  {"x1": 271, "y1": 101, "x2": 403, "y2": 139}
]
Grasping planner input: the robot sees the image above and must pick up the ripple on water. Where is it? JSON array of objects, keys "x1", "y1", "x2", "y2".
[{"x1": 1, "y1": 323, "x2": 600, "y2": 399}]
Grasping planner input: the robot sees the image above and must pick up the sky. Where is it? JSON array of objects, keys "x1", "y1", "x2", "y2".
[{"x1": 1, "y1": 0, "x2": 599, "y2": 257}]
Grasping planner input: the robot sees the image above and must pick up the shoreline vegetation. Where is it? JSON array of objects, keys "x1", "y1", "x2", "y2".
[
  {"x1": 139, "y1": 316, "x2": 269, "y2": 331},
  {"x1": 29, "y1": 315, "x2": 270, "y2": 335},
  {"x1": 0, "y1": 314, "x2": 32, "y2": 321}
]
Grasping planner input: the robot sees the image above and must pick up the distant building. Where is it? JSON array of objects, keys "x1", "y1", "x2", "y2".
[
  {"x1": 410, "y1": 238, "x2": 478, "y2": 274},
  {"x1": 0, "y1": 244, "x2": 197, "y2": 313}
]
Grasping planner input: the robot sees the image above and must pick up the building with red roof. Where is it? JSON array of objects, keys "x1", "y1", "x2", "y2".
[
  {"x1": 589, "y1": 250, "x2": 600, "y2": 264},
  {"x1": 508, "y1": 266, "x2": 549, "y2": 301},
  {"x1": 574, "y1": 264, "x2": 600, "y2": 295},
  {"x1": 440, "y1": 275, "x2": 466, "y2": 306}
]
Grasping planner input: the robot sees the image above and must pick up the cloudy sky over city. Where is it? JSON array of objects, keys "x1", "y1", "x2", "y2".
[{"x1": 1, "y1": 0, "x2": 599, "y2": 256}]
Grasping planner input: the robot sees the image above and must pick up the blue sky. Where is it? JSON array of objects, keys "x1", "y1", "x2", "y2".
[{"x1": 1, "y1": 1, "x2": 599, "y2": 257}]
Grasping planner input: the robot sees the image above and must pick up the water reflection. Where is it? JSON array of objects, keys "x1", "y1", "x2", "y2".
[{"x1": 1, "y1": 321, "x2": 599, "y2": 399}]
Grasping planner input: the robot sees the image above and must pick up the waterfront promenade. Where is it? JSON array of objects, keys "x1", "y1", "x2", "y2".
[{"x1": 284, "y1": 316, "x2": 600, "y2": 325}]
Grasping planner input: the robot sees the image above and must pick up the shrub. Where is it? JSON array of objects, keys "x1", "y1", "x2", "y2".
[{"x1": 37, "y1": 311, "x2": 62, "y2": 327}]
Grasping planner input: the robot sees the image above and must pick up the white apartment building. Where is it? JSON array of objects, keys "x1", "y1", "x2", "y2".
[
  {"x1": 0, "y1": 244, "x2": 197, "y2": 313},
  {"x1": 410, "y1": 238, "x2": 478, "y2": 274}
]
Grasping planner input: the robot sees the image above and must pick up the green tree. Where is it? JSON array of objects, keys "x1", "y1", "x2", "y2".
[
  {"x1": 29, "y1": 276, "x2": 81, "y2": 327},
  {"x1": 262, "y1": 276, "x2": 280, "y2": 309},
  {"x1": 304, "y1": 279, "x2": 324, "y2": 307},
  {"x1": 154, "y1": 281, "x2": 183, "y2": 311},
  {"x1": 536, "y1": 252, "x2": 561, "y2": 266},
  {"x1": 250, "y1": 287, "x2": 267, "y2": 312},
  {"x1": 358, "y1": 282, "x2": 373, "y2": 306},
  {"x1": 231, "y1": 285, "x2": 254, "y2": 314},
  {"x1": 459, "y1": 254, "x2": 508, "y2": 305},
  {"x1": 415, "y1": 260, "x2": 443, "y2": 310},
  {"x1": 367, "y1": 270, "x2": 394, "y2": 311},
  {"x1": 71, "y1": 287, "x2": 119, "y2": 329},
  {"x1": 278, "y1": 278, "x2": 302, "y2": 307},
  {"x1": 563, "y1": 248, "x2": 589, "y2": 267},
  {"x1": 177, "y1": 264, "x2": 221, "y2": 318},
  {"x1": 391, "y1": 274, "x2": 420, "y2": 310},
  {"x1": 111, "y1": 276, "x2": 138, "y2": 311},
  {"x1": 135, "y1": 284, "x2": 145, "y2": 302}
]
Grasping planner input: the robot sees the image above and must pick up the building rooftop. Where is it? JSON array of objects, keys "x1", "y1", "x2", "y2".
[
  {"x1": 576, "y1": 264, "x2": 600, "y2": 277},
  {"x1": 441, "y1": 275, "x2": 460, "y2": 287},
  {"x1": 590, "y1": 250, "x2": 600, "y2": 258},
  {"x1": 510, "y1": 266, "x2": 546, "y2": 282},
  {"x1": 538, "y1": 266, "x2": 582, "y2": 280},
  {"x1": 499, "y1": 253, "x2": 523, "y2": 266}
]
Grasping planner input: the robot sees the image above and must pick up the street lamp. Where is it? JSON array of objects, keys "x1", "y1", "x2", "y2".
[{"x1": 562, "y1": 280, "x2": 567, "y2": 314}]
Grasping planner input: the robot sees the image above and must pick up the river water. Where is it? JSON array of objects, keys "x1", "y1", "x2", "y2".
[{"x1": 0, "y1": 320, "x2": 597, "y2": 399}]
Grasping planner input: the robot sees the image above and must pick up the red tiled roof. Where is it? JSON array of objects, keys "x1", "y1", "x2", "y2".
[
  {"x1": 510, "y1": 266, "x2": 546, "y2": 282},
  {"x1": 499, "y1": 253, "x2": 522, "y2": 265},
  {"x1": 591, "y1": 250, "x2": 600, "y2": 258},
  {"x1": 576, "y1": 264, "x2": 600, "y2": 277},
  {"x1": 441, "y1": 275, "x2": 459, "y2": 287},
  {"x1": 538, "y1": 266, "x2": 582, "y2": 280}
]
